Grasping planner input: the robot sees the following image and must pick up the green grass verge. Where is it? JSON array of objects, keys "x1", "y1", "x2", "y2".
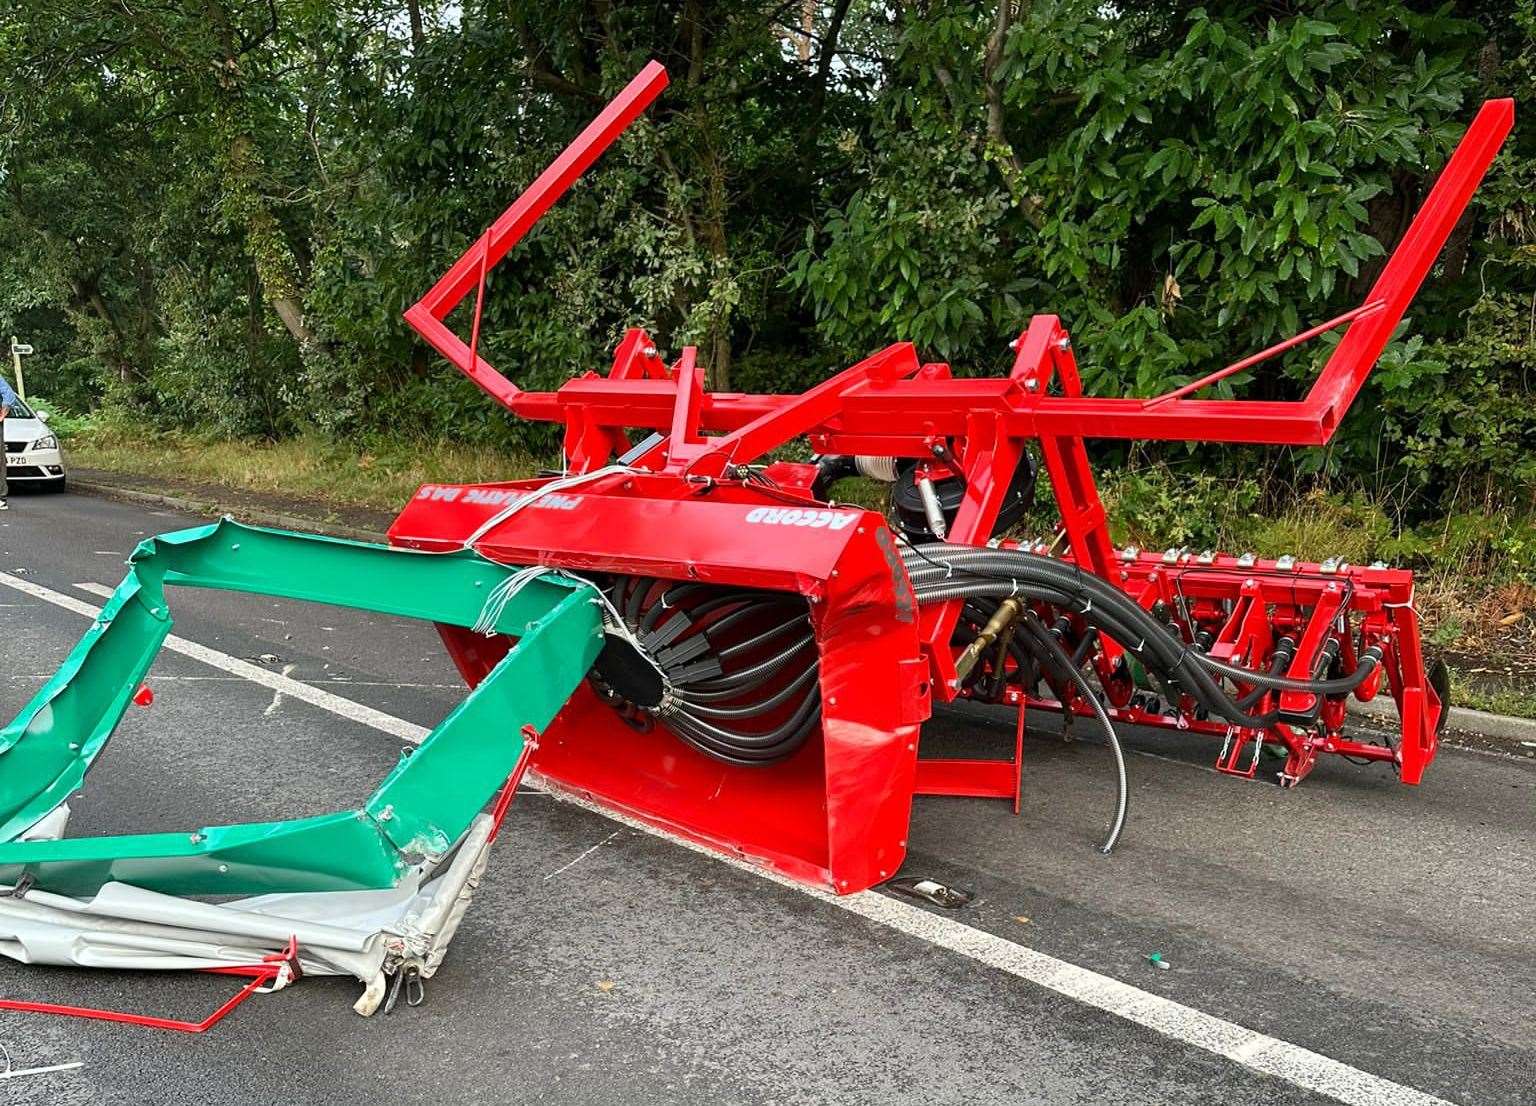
[
  {"x1": 65, "y1": 428, "x2": 537, "y2": 513},
  {"x1": 1451, "y1": 680, "x2": 1536, "y2": 720}
]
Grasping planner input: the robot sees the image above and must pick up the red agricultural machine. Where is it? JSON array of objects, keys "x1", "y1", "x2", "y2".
[
  {"x1": 392, "y1": 62, "x2": 1512, "y2": 895},
  {"x1": 0, "y1": 62, "x2": 1514, "y2": 1029}
]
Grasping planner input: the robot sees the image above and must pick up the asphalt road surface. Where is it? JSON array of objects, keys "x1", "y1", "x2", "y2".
[{"x1": 0, "y1": 489, "x2": 1531, "y2": 1105}]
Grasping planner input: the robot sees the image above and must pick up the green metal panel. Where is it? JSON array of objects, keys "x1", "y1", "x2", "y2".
[
  {"x1": 0, "y1": 813, "x2": 406, "y2": 899},
  {"x1": 365, "y1": 586, "x2": 603, "y2": 856},
  {"x1": 0, "y1": 519, "x2": 604, "y2": 897},
  {"x1": 0, "y1": 578, "x2": 169, "y2": 841}
]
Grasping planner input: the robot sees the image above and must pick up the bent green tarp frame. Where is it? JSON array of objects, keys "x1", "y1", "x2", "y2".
[{"x1": 0, "y1": 519, "x2": 604, "y2": 898}]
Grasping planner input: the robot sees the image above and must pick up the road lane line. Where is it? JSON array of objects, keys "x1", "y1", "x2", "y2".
[
  {"x1": 13, "y1": 575, "x2": 427, "y2": 743},
  {"x1": 2, "y1": 570, "x2": 1454, "y2": 1106},
  {"x1": 542, "y1": 786, "x2": 1453, "y2": 1106}
]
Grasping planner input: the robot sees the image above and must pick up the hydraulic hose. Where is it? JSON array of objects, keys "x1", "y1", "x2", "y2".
[
  {"x1": 1015, "y1": 612, "x2": 1128, "y2": 854},
  {"x1": 685, "y1": 636, "x2": 818, "y2": 697},
  {"x1": 908, "y1": 544, "x2": 1374, "y2": 697},
  {"x1": 593, "y1": 578, "x2": 822, "y2": 765},
  {"x1": 1235, "y1": 639, "x2": 1294, "y2": 710},
  {"x1": 902, "y1": 545, "x2": 1286, "y2": 728},
  {"x1": 662, "y1": 682, "x2": 822, "y2": 764},
  {"x1": 1193, "y1": 645, "x2": 1381, "y2": 695},
  {"x1": 678, "y1": 663, "x2": 820, "y2": 720}
]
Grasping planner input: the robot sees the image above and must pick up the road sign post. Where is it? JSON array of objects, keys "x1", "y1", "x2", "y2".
[{"x1": 9, "y1": 337, "x2": 32, "y2": 401}]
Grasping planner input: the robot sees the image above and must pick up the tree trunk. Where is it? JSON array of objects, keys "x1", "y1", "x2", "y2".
[
  {"x1": 405, "y1": 0, "x2": 426, "y2": 51},
  {"x1": 710, "y1": 329, "x2": 733, "y2": 393},
  {"x1": 1439, "y1": 38, "x2": 1501, "y2": 284},
  {"x1": 222, "y1": 130, "x2": 318, "y2": 349},
  {"x1": 797, "y1": 0, "x2": 814, "y2": 62},
  {"x1": 74, "y1": 278, "x2": 136, "y2": 386},
  {"x1": 983, "y1": 0, "x2": 1045, "y2": 229}
]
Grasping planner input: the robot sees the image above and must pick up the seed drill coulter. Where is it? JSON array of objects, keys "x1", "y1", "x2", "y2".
[{"x1": 0, "y1": 64, "x2": 1513, "y2": 1018}]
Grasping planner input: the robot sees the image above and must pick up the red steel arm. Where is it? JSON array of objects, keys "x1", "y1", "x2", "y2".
[
  {"x1": 670, "y1": 343, "x2": 922, "y2": 477},
  {"x1": 412, "y1": 70, "x2": 1510, "y2": 454},
  {"x1": 1307, "y1": 98, "x2": 1515, "y2": 427},
  {"x1": 404, "y1": 61, "x2": 669, "y2": 410},
  {"x1": 1032, "y1": 98, "x2": 1514, "y2": 444}
]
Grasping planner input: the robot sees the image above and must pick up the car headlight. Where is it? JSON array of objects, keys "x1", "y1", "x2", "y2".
[{"x1": 31, "y1": 435, "x2": 57, "y2": 451}]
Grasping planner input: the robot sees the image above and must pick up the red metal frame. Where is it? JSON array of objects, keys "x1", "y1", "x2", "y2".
[
  {"x1": 0, "y1": 938, "x2": 299, "y2": 1033},
  {"x1": 409, "y1": 86, "x2": 1512, "y2": 454},
  {"x1": 395, "y1": 62, "x2": 1512, "y2": 893}
]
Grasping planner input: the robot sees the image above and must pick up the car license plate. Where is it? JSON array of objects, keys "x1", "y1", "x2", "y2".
[{"x1": 5, "y1": 455, "x2": 24, "y2": 466}]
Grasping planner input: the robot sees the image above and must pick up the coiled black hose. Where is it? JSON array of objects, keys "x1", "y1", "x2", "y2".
[{"x1": 592, "y1": 578, "x2": 821, "y2": 766}]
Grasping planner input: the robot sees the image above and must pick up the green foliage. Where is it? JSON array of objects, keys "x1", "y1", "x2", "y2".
[
  {"x1": 1103, "y1": 465, "x2": 1262, "y2": 551},
  {"x1": 0, "y1": 0, "x2": 1533, "y2": 528},
  {"x1": 1102, "y1": 462, "x2": 1536, "y2": 578}
]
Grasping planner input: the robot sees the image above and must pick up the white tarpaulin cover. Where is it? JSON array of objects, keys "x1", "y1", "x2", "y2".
[{"x1": 0, "y1": 814, "x2": 498, "y2": 1015}]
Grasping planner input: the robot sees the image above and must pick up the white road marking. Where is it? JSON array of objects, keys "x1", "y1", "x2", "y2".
[
  {"x1": 11, "y1": 576, "x2": 427, "y2": 743},
  {"x1": 541, "y1": 786, "x2": 1452, "y2": 1106},
  {"x1": 3, "y1": 571, "x2": 1453, "y2": 1106}
]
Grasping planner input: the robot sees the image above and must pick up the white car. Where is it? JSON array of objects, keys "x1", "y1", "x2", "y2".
[{"x1": 4, "y1": 399, "x2": 66, "y2": 490}]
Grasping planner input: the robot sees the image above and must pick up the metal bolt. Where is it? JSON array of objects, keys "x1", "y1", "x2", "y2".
[
  {"x1": 1024, "y1": 379, "x2": 1039, "y2": 391},
  {"x1": 230, "y1": 543, "x2": 240, "y2": 551},
  {"x1": 1056, "y1": 336, "x2": 1071, "y2": 350},
  {"x1": 378, "y1": 804, "x2": 394, "y2": 822},
  {"x1": 218, "y1": 864, "x2": 229, "y2": 873}
]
